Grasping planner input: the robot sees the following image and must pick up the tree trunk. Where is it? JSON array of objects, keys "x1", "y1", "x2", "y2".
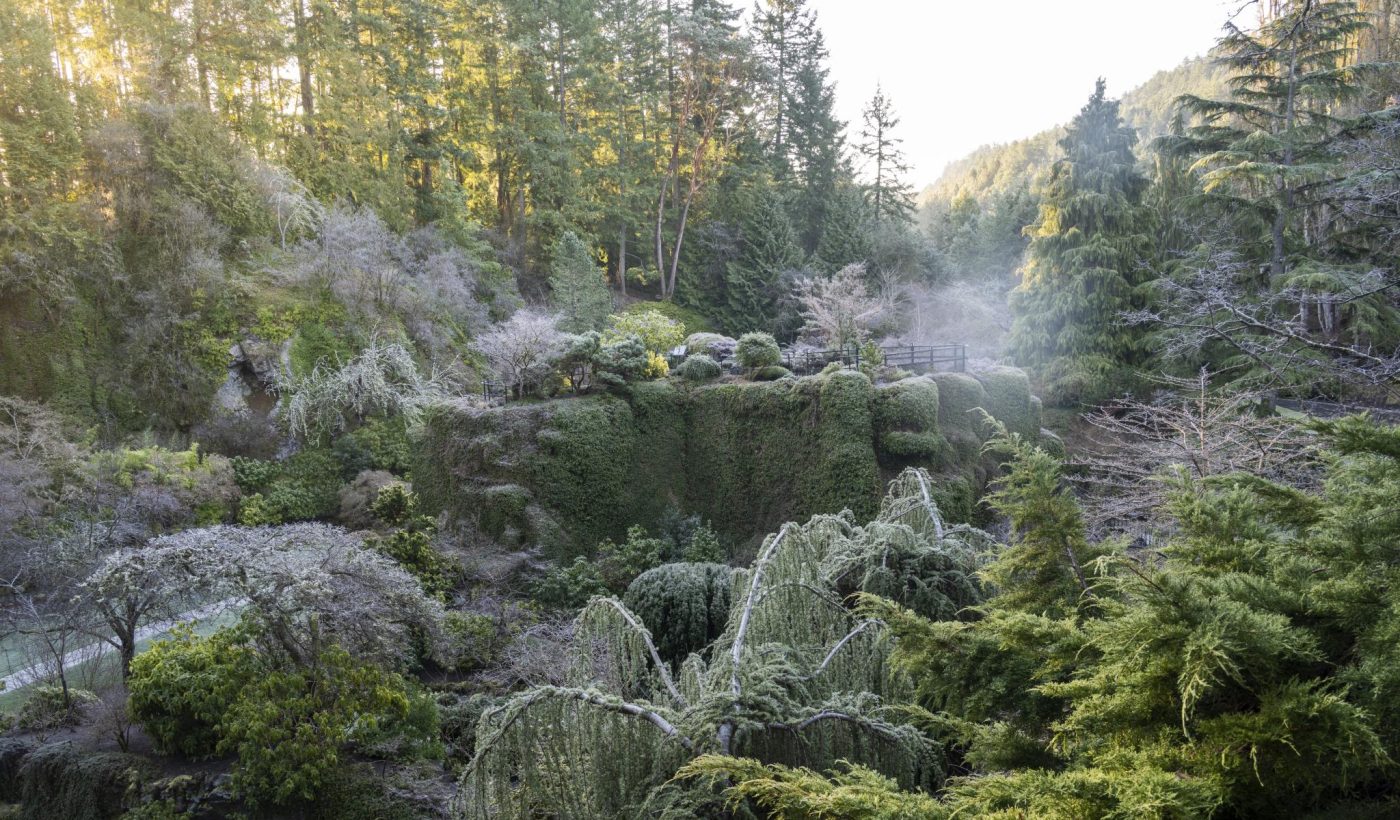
[{"x1": 294, "y1": 0, "x2": 316, "y2": 135}]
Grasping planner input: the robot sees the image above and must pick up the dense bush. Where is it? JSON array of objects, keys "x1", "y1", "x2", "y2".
[
  {"x1": 622, "y1": 562, "x2": 734, "y2": 664},
  {"x1": 735, "y1": 332, "x2": 781, "y2": 370},
  {"x1": 129, "y1": 625, "x2": 438, "y2": 810},
  {"x1": 676, "y1": 353, "x2": 721, "y2": 383},
  {"x1": 751, "y1": 364, "x2": 792, "y2": 381}
]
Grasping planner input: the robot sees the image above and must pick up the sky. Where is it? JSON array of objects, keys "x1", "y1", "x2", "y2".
[{"x1": 808, "y1": 0, "x2": 1246, "y2": 188}]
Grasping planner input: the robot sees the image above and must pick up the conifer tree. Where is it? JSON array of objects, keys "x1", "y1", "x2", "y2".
[
  {"x1": 549, "y1": 232, "x2": 612, "y2": 333},
  {"x1": 1007, "y1": 79, "x2": 1152, "y2": 406},
  {"x1": 724, "y1": 182, "x2": 803, "y2": 332},
  {"x1": 785, "y1": 48, "x2": 846, "y2": 253},
  {"x1": 813, "y1": 181, "x2": 874, "y2": 272},
  {"x1": 856, "y1": 85, "x2": 914, "y2": 225}
]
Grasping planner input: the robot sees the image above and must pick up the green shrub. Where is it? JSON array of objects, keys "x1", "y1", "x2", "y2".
[
  {"x1": 532, "y1": 557, "x2": 609, "y2": 611},
  {"x1": 334, "y1": 417, "x2": 414, "y2": 477},
  {"x1": 626, "y1": 300, "x2": 716, "y2": 335},
  {"x1": 623, "y1": 563, "x2": 734, "y2": 664},
  {"x1": 593, "y1": 335, "x2": 649, "y2": 386},
  {"x1": 875, "y1": 378, "x2": 944, "y2": 461},
  {"x1": 604, "y1": 308, "x2": 685, "y2": 355},
  {"x1": 218, "y1": 645, "x2": 436, "y2": 808},
  {"x1": 596, "y1": 525, "x2": 668, "y2": 592},
  {"x1": 231, "y1": 456, "x2": 281, "y2": 493},
  {"x1": 735, "y1": 333, "x2": 781, "y2": 370},
  {"x1": 237, "y1": 448, "x2": 341, "y2": 524},
  {"x1": 752, "y1": 365, "x2": 793, "y2": 381},
  {"x1": 128, "y1": 626, "x2": 258, "y2": 758},
  {"x1": 16, "y1": 686, "x2": 97, "y2": 731},
  {"x1": 439, "y1": 612, "x2": 501, "y2": 674},
  {"x1": 676, "y1": 354, "x2": 722, "y2": 383},
  {"x1": 976, "y1": 367, "x2": 1036, "y2": 439}
]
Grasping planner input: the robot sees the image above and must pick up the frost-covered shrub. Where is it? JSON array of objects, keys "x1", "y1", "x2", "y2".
[
  {"x1": 622, "y1": 562, "x2": 733, "y2": 664},
  {"x1": 338, "y1": 470, "x2": 401, "y2": 530},
  {"x1": 676, "y1": 354, "x2": 721, "y2": 383},
  {"x1": 592, "y1": 335, "x2": 649, "y2": 387},
  {"x1": 736, "y1": 332, "x2": 782, "y2": 370},
  {"x1": 477, "y1": 310, "x2": 568, "y2": 398}
]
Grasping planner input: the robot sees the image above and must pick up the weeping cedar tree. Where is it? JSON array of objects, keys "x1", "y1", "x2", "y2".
[
  {"x1": 452, "y1": 468, "x2": 990, "y2": 819},
  {"x1": 1008, "y1": 79, "x2": 1153, "y2": 407},
  {"x1": 694, "y1": 416, "x2": 1400, "y2": 818}
]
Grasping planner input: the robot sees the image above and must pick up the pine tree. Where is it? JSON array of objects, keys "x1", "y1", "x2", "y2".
[
  {"x1": 550, "y1": 232, "x2": 612, "y2": 333},
  {"x1": 856, "y1": 85, "x2": 914, "y2": 225},
  {"x1": 1007, "y1": 79, "x2": 1152, "y2": 406},
  {"x1": 724, "y1": 182, "x2": 802, "y2": 333}
]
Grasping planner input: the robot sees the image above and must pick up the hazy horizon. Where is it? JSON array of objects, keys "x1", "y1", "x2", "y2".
[{"x1": 808, "y1": 0, "x2": 1244, "y2": 188}]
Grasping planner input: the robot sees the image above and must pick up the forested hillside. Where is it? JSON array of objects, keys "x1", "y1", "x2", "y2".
[{"x1": 3, "y1": 0, "x2": 1400, "y2": 818}]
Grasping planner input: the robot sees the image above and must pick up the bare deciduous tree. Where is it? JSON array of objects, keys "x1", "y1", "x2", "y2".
[
  {"x1": 1072, "y1": 370, "x2": 1320, "y2": 539},
  {"x1": 793, "y1": 263, "x2": 891, "y2": 350},
  {"x1": 476, "y1": 310, "x2": 567, "y2": 398}
]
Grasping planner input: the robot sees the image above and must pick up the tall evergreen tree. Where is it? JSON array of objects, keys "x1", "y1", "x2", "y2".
[
  {"x1": 724, "y1": 181, "x2": 802, "y2": 333},
  {"x1": 1007, "y1": 79, "x2": 1152, "y2": 406},
  {"x1": 550, "y1": 231, "x2": 612, "y2": 333},
  {"x1": 750, "y1": 0, "x2": 821, "y2": 170},
  {"x1": 784, "y1": 40, "x2": 845, "y2": 253},
  {"x1": 856, "y1": 85, "x2": 914, "y2": 225},
  {"x1": 813, "y1": 180, "x2": 874, "y2": 272},
  {"x1": 1165, "y1": 0, "x2": 1383, "y2": 275}
]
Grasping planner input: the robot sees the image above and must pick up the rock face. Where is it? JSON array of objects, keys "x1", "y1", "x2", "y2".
[
  {"x1": 211, "y1": 337, "x2": 291, "y2": 420},
  {"x1": 415, "y1": 367, "x2": 1042, "y2": 560}
]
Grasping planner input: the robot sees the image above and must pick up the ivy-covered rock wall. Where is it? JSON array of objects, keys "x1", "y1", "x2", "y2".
[{"x1": 414, "y1": 368, "x2": 1041, "y2": 558}]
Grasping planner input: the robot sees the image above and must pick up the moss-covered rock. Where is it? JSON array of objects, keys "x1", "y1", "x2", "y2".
[
  {"x1": 18, "y1": 744, "x2": 155, "y2": 820},
  {"x1": 417, "y1": 367, "x2": 1038, "y2": 553}
]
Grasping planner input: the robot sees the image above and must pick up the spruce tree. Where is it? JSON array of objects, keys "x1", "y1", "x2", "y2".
[
  {"x1": 724, "y1": 183, "x2": 803, "y2": 333},
  {"x1": 549, "y1": 232, "x2": 612, "y2": 333},
  {"x1": 1007, "y1": 79, "x2": 1151, "y2": 406}
]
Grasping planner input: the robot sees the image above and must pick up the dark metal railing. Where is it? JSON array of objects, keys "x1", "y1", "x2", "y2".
[{"x1": 782, "y1": 343, "x2": 966, "y2": 374}]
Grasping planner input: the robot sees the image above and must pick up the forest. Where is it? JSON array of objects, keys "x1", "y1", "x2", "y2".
[{"x1": 2, "y1": 0, "x2": 1400, "y2": 817}]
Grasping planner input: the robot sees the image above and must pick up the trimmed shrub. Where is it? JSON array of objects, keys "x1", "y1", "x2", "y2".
[
  {"x1": 976, "y1": 366, "x2": 1037, "y2": 439},
  {"x1": 623, "y1": 563, "x2": 734, "y2": 664},
  {"x1": 676, "y1": 354, "x2": 721, "y2": 383},
  {"x1": 128, "y1": 626, "x2": 258, "y2": 758},
  {"x1": 875, "y1": 377, "x2": 943, "y2": 461},
  {"x1": 735, "y1": 333, "x2": 781, "y2": 370},
  {"x1": 683, "y1": 332, "x2": 733, "y2": 354},
  {"x1": 751, "y1": 365, "x2": 793, "y2": 381}
]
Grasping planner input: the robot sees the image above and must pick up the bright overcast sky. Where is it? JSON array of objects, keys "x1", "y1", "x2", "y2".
[{"x1": 807, "y1": 0, "x2": 1245, "y2": 188}]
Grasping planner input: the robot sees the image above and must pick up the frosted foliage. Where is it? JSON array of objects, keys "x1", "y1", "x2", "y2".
[
  {"x1": 455, "y1": 468, "x2": 983, "y2": 818},
  {"x1": 138, "y1": 523, "x2": 443, "y2": 667},
  {"x1": 285, "y1": 339, "x2": 446, "y2": 440},
  {"x1": 475, "y1": 309, "x2": 567, "y2": 396}
]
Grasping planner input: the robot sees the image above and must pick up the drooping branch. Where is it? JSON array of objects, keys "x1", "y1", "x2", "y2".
[
  {"x1": 801, "y1": 620, "x2": 884, "y2": 681},
  {"x1": 721, "y1": 523, "x2": 792, "y2": 754},
  {"x1": 580, "y1": 597, "x2": 687, "y2": 707}
]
